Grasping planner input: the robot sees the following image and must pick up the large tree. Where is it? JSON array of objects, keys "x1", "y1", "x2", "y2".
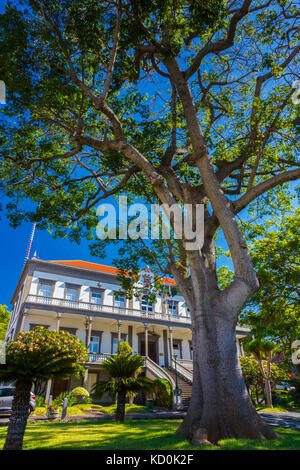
[{"x1": 0, "y1": 0, "x2": 299, "y2": 444}]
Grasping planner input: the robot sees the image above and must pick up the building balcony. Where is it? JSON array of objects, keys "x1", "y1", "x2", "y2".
[{"x1": 25, "y1": 294, "x2": 192, "y2": 326}]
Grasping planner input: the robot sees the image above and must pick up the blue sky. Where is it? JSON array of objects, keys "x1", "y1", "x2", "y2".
[
  {"x1": 0, "y1": 210, "x2": 119, "y2": 307},
  {"x1": 0, "y1": 195, "x2": 233, "y2": 309}
]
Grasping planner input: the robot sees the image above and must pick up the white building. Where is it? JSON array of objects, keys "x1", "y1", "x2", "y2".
[{"x1": 6, "y1": 256, "x2": 249, "y2": 404}]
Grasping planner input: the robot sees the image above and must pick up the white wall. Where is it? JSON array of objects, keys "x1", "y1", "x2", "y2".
[{"x1": 29, "y1": 269, "x2": 190, "y2": 317}]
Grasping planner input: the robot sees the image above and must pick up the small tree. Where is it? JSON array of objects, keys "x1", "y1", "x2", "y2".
[
  {"x1": 116, "y1": 341, "x2": 133, "y2": 356},
  {"x1": 244, "y1": 339, "x2": 277, "y2": 408},
  {"x1": 0, "y1": 327, "x2": 88, "y2": 450},
  {"x1": 240, "y1": 355, "x2": 290, "y2": 406},
  {"x1": 92, "y1": 352, "x2": 152, "y2": 422}
]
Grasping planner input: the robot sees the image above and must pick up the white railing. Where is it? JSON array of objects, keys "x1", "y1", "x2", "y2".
[
  {"x1": 144, "y1": 356, "x2": 176, "y2": 389},
  {"x1": 26, "y1": 294, "x2": 192, "y2": 325},
  {"x1": 172, "y1": 358, "x2": 193, "y2": 383},
  {"x1": 87, "y1": 353, "x2": 176, "y2": 390},
  {"x1": 87, "y1": 353, "x2": 116, "y2": 363},
  {"x1": 178, "y1": 359, "x2": 193, "y2": 371}
]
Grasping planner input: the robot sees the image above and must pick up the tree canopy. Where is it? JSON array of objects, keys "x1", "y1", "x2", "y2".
[
  {"x1": 0, "y1": 326, "x2": 88, "y2": 382},
  {"x1": 0, "y1": 304, "x2": 10, "y2": 341},
  {"x1": 0, "y1": 0, "x2": 298, "y2": 273},
  {"x1": 240, "y1": 210, "x2": 300, "y2": 356}
]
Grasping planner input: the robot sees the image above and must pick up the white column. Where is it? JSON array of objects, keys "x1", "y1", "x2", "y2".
[
  {"x1": 144, "y1": 323, "x2": 149, "y2": 357},
  {"x1": 84, "y1": 317, "x2": 92, "y2": 388},
  {"x1": 86, "y1": 317, "x2": 93, "y2": 350},
  {"x1": 56, "y1": 312, "x2": 62, "y2": 331},
  {"x1": 117, "y1": 320, "x2": 122, "y2": 344},
  {"x1": 19, "y1": 311, "x2": 27, "y2": 332},
  {"x1": 169, "y1": 326, "x2": 174, "y2": 365}
]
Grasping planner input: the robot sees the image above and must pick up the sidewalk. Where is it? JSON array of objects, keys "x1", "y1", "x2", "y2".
[{"x1": 29, "y1": 410, "x2": 187, "y2": 423}]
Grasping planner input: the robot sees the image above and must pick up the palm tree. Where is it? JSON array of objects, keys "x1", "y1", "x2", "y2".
[
  {"x1": 92, "y1": 353, "x2": 153, "y2": 422},
  {"x1": 244, "y1": 338, "x2": 276, "y2": 408},
  {"x1": 0, "y1": 327, "x2": 88, "y2": 450}
]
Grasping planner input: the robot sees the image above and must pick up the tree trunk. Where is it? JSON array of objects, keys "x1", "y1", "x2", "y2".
[
  {"x1": 258, "y1": 358, "x2": 273, "y2": 408},
  {"x1": 3, "y1": 378, "x2": 32, "y2": 450},
  {"x1": 176, "y1": 303, "x2": 278, "y2": 445},
  {"x1": 115, "y1": 390, "x2": 126, "y2": 422},
  {"x1": 264, "y1": 379, "x2": 273, "y2": 408}
]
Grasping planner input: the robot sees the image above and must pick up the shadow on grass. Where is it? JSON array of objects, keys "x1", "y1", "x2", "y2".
[{"x1": 0, "y1": 419, "x2": 299, "y2": 450}]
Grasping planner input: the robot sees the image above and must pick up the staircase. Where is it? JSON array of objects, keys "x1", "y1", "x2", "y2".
[{"x1": 167, "y1": 368, "x2": 192, "y2": 410}]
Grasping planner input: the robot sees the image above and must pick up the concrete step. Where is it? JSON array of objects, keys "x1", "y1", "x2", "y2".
[{"x1": 166, "y1": 368, "x2": 192, "y2": 409}]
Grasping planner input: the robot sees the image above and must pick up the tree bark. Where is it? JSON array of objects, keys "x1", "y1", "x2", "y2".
[
  {"x1": 176, "y1": 297, "x2": 278, "y2": 445},
  {"x1": 115, "y1": 390, "x2": 126, "y2": 422},
  {"x1": 3, "y1": 378, "x2": 32, "y2": 450},
  {"x1": 258, "y1": 358, "x2": 273, "y2": 408}
]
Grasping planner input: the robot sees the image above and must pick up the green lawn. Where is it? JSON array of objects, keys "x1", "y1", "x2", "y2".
[{"x1": 0, "y1": 419, "x2": 299, "y2": 450}]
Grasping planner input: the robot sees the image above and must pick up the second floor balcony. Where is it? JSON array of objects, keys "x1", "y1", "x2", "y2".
[{"x1": 25, "y1": 294, "x2": 192, "y2": 326}]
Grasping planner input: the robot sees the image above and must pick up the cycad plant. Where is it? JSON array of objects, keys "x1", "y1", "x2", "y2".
[
  {"x1": 92, "y1": 350, "x2": 153, "y2": 422},
  {"x1": 0, "y1": 327, "x2": 88, "y2": 450}
]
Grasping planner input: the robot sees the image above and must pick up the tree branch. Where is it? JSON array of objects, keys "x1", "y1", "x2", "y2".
[{"x1": 234, "y1": 168, "x2": 300, "y2": 213}]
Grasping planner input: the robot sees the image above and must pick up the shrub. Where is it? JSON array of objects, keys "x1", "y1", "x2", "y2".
[
  {"x1": 153, "y1": 378, "x2": 173, "y2": 409},
  {"x1": 35, "y1": 395, "x2": 45, "y2": 407},
  {"x1": 53, "y1": 391, "x2": 77, "y2": 407},
  {"x1": 70, "y1": 387, "x2": 90, "y2": 404},
  {"x1": 116, "y1": 341, "x2": 133, "y2": 356},
  {"x1": 71, "y1": 387, "x2": 90, "y2": 398}
]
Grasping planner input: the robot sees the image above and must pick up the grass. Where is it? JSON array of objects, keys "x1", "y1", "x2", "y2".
[
  {"x1": 96, "y1": 404, "x2": 148, "y2": 414},
  {"x1": 256, "y1": 405, "x2": 289, "y2": 413},
  {"x1": 32, "y1": 404, "x2": 148, "y2": 417},
  {"x1": 0, "y1": 419, "x2": 299, "y2": 450},
  {"x1": 255, "y1": 404, "x2": 300, "y2": 413}
]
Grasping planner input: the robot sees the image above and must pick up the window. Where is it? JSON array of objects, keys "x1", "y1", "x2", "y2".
[
  {"x1": 91, "y1": 292, "x2": 102, "y2": 305},
  {"x1": 111, "y1": 333, "x2": 127, "y2": 354},
  {"x1": 173, "y1": 340, "x2": 182, "y2": 359},
  {"x1": 114, "y1": 296, "x2": 125, "y2": 308},
  {"x1": 141, "y1": 295, "x2": 153, "y2": 312},
  {"x1": 168, "y1": 300, "x2": 178, "y2": 315},
  {"x1": 29, "y1": 324, "x2": 49, "y2": 331},
  {"x1": 112, "y1": 337, "x2": 119, "y2": 354},
  {"x1": 189, "y1": 340, "x2": 193, "y2": 360},
  {"x1": 59, "y1": 327, "x2": 77, "y2": 336},
  {"x1": 39, "y1": 282, "x2": 53, "y2": 297},
  {"x1": 65, "y1": 287, "x2": 78, "y2": 302},
  {"x1": 0, "y1": 388, "x2": 15, "y2": 397},
  {"x1": 89, "y1": 336, "x2": 100, "y2": 354}
]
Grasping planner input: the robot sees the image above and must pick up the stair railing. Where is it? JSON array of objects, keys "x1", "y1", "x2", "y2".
[
  {"x1": 171, "y1": 357, "x2": 193, "y2": 384},
  {"x1": 144, "y1": 356, "x2": 176, "y2": 390}
]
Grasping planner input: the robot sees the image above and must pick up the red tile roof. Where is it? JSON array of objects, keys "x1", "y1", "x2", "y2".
[{"x1": 49, "y1": 260, "x2": 176, "y2": 285}]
